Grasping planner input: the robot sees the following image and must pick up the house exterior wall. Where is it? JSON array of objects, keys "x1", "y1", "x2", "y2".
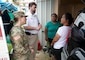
[
  {"x1": 53, "y1": 0, "x2": 85, "y2": 19},
  {"x1": 53, "y1": 0, "x2": 59, "y2": 15},
  {"x1": 36, "y1": 0, "x2": 85, "y2": 46}
]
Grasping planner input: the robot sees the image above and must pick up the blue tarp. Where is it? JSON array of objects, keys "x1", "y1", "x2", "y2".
[
  {"x1": 0, "y1": 0, "x2": 2, "y2": 2},
  {"x1": 0, "y1": 2, "x2": 18, "y2": 12}
]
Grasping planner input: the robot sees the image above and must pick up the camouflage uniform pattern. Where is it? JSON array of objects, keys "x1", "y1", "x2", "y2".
[{"x1": 10, "y1": 26, "x2": 30, "y2": 60}]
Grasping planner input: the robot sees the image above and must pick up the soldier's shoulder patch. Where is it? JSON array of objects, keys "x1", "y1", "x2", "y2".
[{"x1": 13, "y1": 35, "x2": 21, "y2": 40}]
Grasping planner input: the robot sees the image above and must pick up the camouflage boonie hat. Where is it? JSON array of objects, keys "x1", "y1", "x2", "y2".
[{"x1": 13, "y1": 11, "x2": 27, "y2": 18}]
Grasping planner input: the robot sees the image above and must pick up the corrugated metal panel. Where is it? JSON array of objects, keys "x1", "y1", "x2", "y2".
[{"x1": 36, "y1": 0, "x2": 53, "y2": 46}]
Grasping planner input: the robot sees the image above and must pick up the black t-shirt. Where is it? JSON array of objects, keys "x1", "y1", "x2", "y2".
[{"x1": 2, "y1": 10, "x2": 10, "y2": 23}]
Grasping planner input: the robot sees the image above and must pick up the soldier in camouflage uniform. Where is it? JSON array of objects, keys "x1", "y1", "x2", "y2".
[{"x1": 10, "y1": 11, "x2": 30, "y2": 60}]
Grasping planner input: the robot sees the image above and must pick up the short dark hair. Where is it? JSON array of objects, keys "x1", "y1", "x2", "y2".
[
  {"x1": 29, "y1": 2, "x2": 37, "y2": 8},
  {"x1": 64, "y1": 13, "x2": 74, "y2": 25},
  {"x1": 51, "y1": 13, "x2": 58, "y2": 18}
]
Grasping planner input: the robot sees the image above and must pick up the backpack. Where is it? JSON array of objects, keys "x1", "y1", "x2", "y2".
[{"x1": 67, "y1": 47, "x2": 85, "y2": 60}]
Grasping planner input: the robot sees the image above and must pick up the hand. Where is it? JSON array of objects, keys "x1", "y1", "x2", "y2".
[
  {"x1": 39, "y1": 24, "x2": 42, "y2": 29},
  {"x1": 36, "y1": 27, "x2": 40, "y2": 31},
  {"x1": 29, "y1": 46, "x2": 34, "y2": 54},
  {"x1": 51, "y1": 43, "x2": 53, "y2": 46},
  {"x1": 45, "y1": 37, "x2": 48, "y2": 41},
  {"x1": 51, "y1": 42, "x2": 54, "y2": 46},
  {"x1": 36, "y1": 24, "x2": 42, "y2": 31},
  {"x1": 30, "y1": 48, "x2": 34, "y2": 54}
]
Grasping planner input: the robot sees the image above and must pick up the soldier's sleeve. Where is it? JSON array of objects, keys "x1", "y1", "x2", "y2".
[{"x1": 11, "y1": 28, "x2": 30, "y2": 54}]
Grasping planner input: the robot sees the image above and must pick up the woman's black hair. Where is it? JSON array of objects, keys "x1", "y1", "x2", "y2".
[
  {"x1": 51, "y1": 13, "x2": 58, "y2": 18},
  {"x1": 64, "y1": 13, "x2": 74, "y2": 25}
]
